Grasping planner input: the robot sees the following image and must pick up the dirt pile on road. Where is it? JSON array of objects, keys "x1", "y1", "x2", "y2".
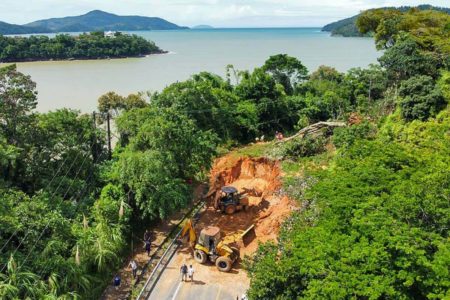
[{"x1": 197, "y1": 155, "x2": 296, "y2": 256}]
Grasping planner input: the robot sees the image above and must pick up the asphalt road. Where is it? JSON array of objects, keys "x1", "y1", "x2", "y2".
[{"x1": 147, "y1": 246, "x2": 248, "y2": 300}]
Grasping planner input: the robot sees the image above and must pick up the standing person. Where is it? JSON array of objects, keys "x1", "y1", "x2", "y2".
[
  {"x1": 188, "y1": 264, "x2": 195, "y2": 282},
  {"x1": 113, "y1": 275, "x2": 121, "y2": 290},
  {"x1": 180, "y1": 263, "x2": 188, "y2": 282},
  {"x1": 129, "y1": 260, "x2": 138, "y2": 279},
  {"x1": 144, "y1": 239, "x2": 151, "y2": 257},
  {"x1": 143, "y1": 229, "x2": 151, "y2": 242}
]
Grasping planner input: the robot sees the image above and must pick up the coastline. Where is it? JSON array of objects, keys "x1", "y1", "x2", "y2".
[{"x1": 0, "y1": 50, "x2": 169, "y2": 64}]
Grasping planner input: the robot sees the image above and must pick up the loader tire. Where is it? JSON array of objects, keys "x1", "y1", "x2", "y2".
[
  {"x1": 225, "y1": 205, "x2": 236, "y2": 215},
  {"x1": 216, "y1": 256, "x2": 232, "y2": 272},
  {"x1": 194, "y1": 249, "x2": 207, "y2": 264}
]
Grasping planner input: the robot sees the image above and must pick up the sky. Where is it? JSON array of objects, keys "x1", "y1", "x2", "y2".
[{"x1": 0, "y1": 0, "x2": 448, "y2": 27}]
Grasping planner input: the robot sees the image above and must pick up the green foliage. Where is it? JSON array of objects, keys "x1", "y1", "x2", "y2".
[
  {"x1": 323, "y1": 5, "x2": 450, "y2": 37},
  {"x1": 357, "y1": 8, "x2": 450, "y2": 54},
  {"x1": 247, "y1": 14, "x2": 450, "y2": 298},
  {"x1": 344, "y1": 65, "x2": 390, "y2": 116},
  {"x1": 279, "y1": 136, "x2": 327, "y2": 160},
  {"x1": 378, "y1": 36, "x2": 439, "y2": 82},
  {"x1": 98, "y1": 92, "x2": 147, "y2": 117},
  {"x1": 153, "y1": 73, "x2": 248, "y2": 141},
  {"x1": 113, "y1": 107, "x2": 217, "y2": 218},
  {"x1": 296, "y1": 66, "x2": 352, "y2": 122},
  {"x1": 262, "y1": 54, "x2": 308, "y2": 95},
  {"x1": 437, "y1": 70, "x2": 450, "y2": 101},
  {"x1": 332, "y1": 121, "x2": 377, "y2": 148},
  {"x1": 399, "y1": 75, "x2": 446, "y2": 121},
  {"x1": 116, "y1": 150, "x2": 190, "y2": 219},
  {"x1": 2, "y1": 9, "x2": 450, "y2": 297},
  {"x1": 0, "y1": 64, "x2": 37, "y2": 146},
  {"x1": 0, "y1": 32, "x2": 162, "y2": 62},
  {"x1": 247, "y1": 111, "x2": 450, "y2": 299}
]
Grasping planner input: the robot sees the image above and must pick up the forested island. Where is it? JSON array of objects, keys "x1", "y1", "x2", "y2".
[
  {"x1": 0, "y1": 31, "x2": 164, "y2": 62},
  {"x1": 0, "y1": 7, "x2": 449, "y2": 300}
]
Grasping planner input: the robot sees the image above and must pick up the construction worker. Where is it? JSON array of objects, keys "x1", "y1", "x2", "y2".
[
  {"x1": 188, "y1": 264, "x2": 195, "y2": 282},
  {"x1": 180, "y1": 263, "x2": 188, "y2": 281}
]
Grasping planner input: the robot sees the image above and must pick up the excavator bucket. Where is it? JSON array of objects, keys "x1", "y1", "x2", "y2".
[{"x1": 240, "y1": 224, "x2": 256, "y2": 247}]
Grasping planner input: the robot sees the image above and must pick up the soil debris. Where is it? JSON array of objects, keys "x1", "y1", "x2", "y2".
[{"x1": 196, "y1": 155, "x2": 296, "y2": 256}]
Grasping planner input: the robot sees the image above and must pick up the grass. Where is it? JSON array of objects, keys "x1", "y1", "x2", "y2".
[
  {"x1": 281, "y1": 151, "x2": 336, "y2": 178},
  {"x1": 229, "y1": 142, "x2": 275, "y2": 158}
]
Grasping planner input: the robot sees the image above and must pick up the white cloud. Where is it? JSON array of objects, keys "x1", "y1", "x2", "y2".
[{"x1": 0, "y1": 0, "x2": 448, "y2": 27}]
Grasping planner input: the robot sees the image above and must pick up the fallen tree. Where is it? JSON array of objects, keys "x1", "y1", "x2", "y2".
[{"x1": 281, "y1": 121, "x2": 347, "y2": 142}]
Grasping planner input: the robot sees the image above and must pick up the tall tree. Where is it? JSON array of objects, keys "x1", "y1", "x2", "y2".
[
  {"x1": 262, "y1": 54, "x2": 308, "y2": 95},
  {"x1": 0, "y1": 64, "x2": 37, "y2": 146}
]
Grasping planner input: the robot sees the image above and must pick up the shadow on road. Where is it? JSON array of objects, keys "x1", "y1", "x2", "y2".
[{"x1": 185, "y1": 280, "x2": 206, "y2": 285}]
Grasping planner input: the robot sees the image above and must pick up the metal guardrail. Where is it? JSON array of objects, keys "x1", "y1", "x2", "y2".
[{"x1": 135, "y1": 202, "x2": 204, "y2": 300}]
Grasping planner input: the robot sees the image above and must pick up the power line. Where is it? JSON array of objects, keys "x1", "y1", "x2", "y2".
[
  {"x1": 0, "y1": 152, "x2": 73, "y2": 254},
  {"x1": 0, "y1": 118, "x2": 104, "y2": 273},
  {"x1": 31, "y1": 149, "x2": 107, "y2": 285},
  {"x1": 17, "y1": 151, "x2": 92, "y2": 271},
  {"x1": 0, "y1": 150, "x2": 84, "y2": 274}
]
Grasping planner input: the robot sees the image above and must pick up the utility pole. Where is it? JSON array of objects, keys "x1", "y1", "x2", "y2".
[
  {"x1": 106, "y1": 112, "x2": 112, "y2": 160},
  {"x1": 92, "y1": 111, "x2": 98, "y2": 162}
]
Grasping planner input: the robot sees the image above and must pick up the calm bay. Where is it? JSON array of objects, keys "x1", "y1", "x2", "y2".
[{"x1": 4, "y1": 28, "x2": 381, "y2": 112}]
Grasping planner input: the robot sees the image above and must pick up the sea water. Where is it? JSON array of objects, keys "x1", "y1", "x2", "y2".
[{"x1": 5, "y1": 28, "x2": 380, "y2": 112}]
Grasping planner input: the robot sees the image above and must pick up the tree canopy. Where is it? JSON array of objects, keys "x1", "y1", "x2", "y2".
[
  {"x1": 0, "y1": 32, "x2": 163, "y2": 62},
  {"x1": 246, "y1": 7, "x2": 449, "y2": 300},
  {"x1": 1, "y1": 9, "x2": 449, "y2": 298}
]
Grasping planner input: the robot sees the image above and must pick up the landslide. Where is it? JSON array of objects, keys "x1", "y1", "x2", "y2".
[{"x1": 196, "y1": 154, "x2": 297, "y2": 256}]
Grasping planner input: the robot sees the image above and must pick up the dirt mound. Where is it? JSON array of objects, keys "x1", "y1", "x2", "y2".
[{"x1": 197, "y1": 155, "x2": 295, "y2": 256}]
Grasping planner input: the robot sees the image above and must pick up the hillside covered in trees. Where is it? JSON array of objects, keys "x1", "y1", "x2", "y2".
[
  {"x1": 322, "y1": 5, "x2": 449, "y2": 36},
  {"x1": 247, "y1": 8, "x2": 450, "y2": 299},
  {"x1": 0, "y1": 31, "x2": 163, "y2": 62},
  {"x1": 0, "y1": 10, "x2": 187, "y2": 35},
  {"x1": 0, "y1": 6, "x2": 448, "y2": 300}
]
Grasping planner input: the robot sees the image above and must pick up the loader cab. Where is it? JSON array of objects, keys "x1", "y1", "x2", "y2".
[
  {"x1": 221, "y1": 186, "x2": 238, "y2": 204},
  {"x1": 198, "y1": 226, "x2": 221, "y2": 253},
  {"x1": 219, "y1": 186, "x2": 249, "y2": 215}
]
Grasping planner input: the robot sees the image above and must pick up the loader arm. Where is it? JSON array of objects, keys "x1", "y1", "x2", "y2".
[{"x1": 181, "y1": 219, "x2": 197, "y2": 246}]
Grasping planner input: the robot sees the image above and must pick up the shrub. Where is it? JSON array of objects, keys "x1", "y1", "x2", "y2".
[{"x1": 399, "y1": 75, "x2": 446, "y2": 121}]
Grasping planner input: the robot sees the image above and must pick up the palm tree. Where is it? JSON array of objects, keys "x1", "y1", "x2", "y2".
[{"x1": 0, "y1": 256, "x2": 44, "y2": 299}]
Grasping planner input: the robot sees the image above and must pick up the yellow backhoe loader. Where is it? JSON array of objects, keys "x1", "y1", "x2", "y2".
[{"x1": 180, "y1": 219, "x2": 239, "y2": 272}]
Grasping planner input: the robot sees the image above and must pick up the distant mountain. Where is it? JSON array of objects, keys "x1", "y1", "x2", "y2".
[
  {"x1": 322, "y1": 5, "x2": 450, "y2": 37},
  {"x1": 0, "y1": 21, "x2": 48, "y2": 35},
  {"x1": 26, "y1": 10, "x2": 188, "y2": 32},
  {"x1": 192, "y1": 25, "x2": 214, "y2": 29},
  {"x1": 0, "y1": 10, "x2": 187, "y2": 35}
]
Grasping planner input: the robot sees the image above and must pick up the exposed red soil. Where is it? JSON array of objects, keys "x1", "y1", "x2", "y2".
[
  {"x1": 197, "y1": 155, "x2": 296, "y2": 256},
  {"x1": 173, "y1": 155, "x2": 296, "y2": 291},
  {"x1": 103, "y1": 155, "x2": 296, "y2": 298}
]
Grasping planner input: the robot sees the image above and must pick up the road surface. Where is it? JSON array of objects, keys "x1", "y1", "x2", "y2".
[{"x1": 147, "y1": 245, "x2": 249, "y2": 300}]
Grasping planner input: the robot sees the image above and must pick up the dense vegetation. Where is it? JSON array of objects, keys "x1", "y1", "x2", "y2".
[
  {"x1": 0, "y1": 7, "x2": 448, "y2": 300},
  {"x1": 0, "y1": 31, "x2": 163, "y2": 63},
  {"x1": 322, "y1": 5, "x2": 450, "y2": 37},
  {"x1": 0, "y1": 10, "x2": 187, "y2": 35},
  {"x1": 247, "y1": 8, "x2": 449, "y2": 299}
]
